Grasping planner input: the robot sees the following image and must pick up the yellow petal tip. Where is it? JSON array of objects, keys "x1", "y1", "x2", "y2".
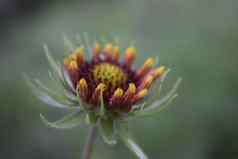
[{"x1": 114, "y1": 88, "x2": 124, "y2": 97}]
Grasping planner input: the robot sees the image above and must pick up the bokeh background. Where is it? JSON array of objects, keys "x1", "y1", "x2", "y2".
[{"x1": 1, "y1": 0, "x2": 238, "y2": 158}]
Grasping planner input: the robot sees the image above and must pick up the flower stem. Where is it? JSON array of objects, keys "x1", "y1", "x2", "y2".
[{"x1": 82, "y1": 124, "x2": 97, "y2": 159}]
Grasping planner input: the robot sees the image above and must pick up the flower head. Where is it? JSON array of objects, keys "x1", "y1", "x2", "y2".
[
  {"x1": 26, "y1": 34, "x2": 181, "y2": 158},
  {"x1": 63, "y1": 42, "x2": 165, "y2": 113}
]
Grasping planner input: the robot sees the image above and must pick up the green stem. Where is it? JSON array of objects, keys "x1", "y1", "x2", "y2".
[
  {"x1": 122, "y1": 135, "x2": 149, "y2": 159},
  {"x1": 119, "y1": 123, "x2": 149, "y2": 159},
  {"x1": 82, "y1": 124, "x2": 97, "y2": 159}
]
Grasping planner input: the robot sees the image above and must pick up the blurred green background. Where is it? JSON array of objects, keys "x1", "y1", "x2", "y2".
[{"x1": 1, "y1": 0, "x2": 238, "y2": 158}]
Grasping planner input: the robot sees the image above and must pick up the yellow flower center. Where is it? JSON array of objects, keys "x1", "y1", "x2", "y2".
[{"x1": 92, "y1": 63, "x2": 127, "y2": 89}]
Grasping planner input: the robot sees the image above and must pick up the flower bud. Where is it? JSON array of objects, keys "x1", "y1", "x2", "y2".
[
  {"x1": 136, "y1": 58, "x2": 155, "y2": 78},
  {"x1": 93, "y1": 42, "x2": 101, "y2": 62},
  {"x1": 138, "y1": 75, "x2": 154, "y2": 90},
  {"x1": 111, "y1": 46, "x2": 120, "y2": 61},
  {"x1": 152, "y1": 66, "x2": 165, "y2": 79},
  {"x1": 109, "y1": 88, "x2": 124, "y2": 106},
  {"x1": 103, "y1": 43, "x2": 113, "y2": 60},
  {"x1": 124, "y1": 47, "x2": 136, "y2": 67},
  {"x1": 133, "y1": 89, "x2": 148, "y2": 102},
  {"x1": 77, "y1": 78, "x2": 89, "y2": 100},
  {"x1": 92, "y1": 83, "x2": 106, "y2": 104}
]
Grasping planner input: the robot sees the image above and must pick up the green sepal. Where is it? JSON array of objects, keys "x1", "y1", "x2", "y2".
[
  {"x1": 85, "y1": 112, "x2": 98, "y2": 124},
  {"x1": 157, "y1": 68, "x2": 171, "y2": 98},
  {"x1": 99, "y1": 118, "x2": 117, "y2": 145},
  {"x1": 99, "y1": 91, "x2": 105, "y2": 117},
  {"x1": 61, "y1": 66, "x2": 75, "y2": 93},
  {"x1": 135, "y1": 78, "x2": 182, "y2": 118},
  {"x1": 40, "y1": 111, "x2": 84, "y2": 129},
  {"x1": 44, "y1": 44, "x2": 78, "y2": 103},
  {"x1": 63, "y1": 34, "x2": 75, "y2": 53},
  {"x1": 43, "y1": 45, "x2": 73, "y2": 97},
  {"x1": 43, "y1": 44, "x2": 63, "y2": 80},
  {"x1": 24, "y1": 75, "x2": 79, "y2": 110},
  {"x1": 118, "y1": 122, "x2": 148, "y2": 159}
]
